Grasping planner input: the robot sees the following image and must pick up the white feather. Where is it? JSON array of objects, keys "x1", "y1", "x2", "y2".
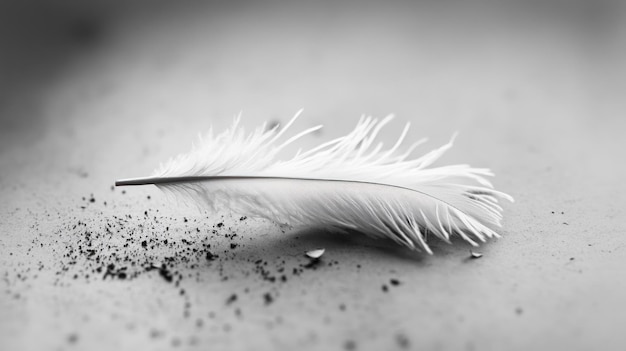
[{"x1": 116, "y1": 110, "x2": 513, "y2": 254}]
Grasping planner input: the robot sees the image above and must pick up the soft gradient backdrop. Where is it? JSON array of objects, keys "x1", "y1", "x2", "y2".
[{"x1": 1, "y1": 1, "x2": 625, "y2": 350}]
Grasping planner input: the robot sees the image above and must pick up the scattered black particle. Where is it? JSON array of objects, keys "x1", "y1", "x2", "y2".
[
  {"x1": 67, "y1": 333, "x2": 78, "y2": 344},
  {"x1": 226, "y1": 294, "x2": 237, "y2": 305},
  {"x1": 183, "y1": 217, "x2": 188, "y2": 223},
  {"x1": 570, "y1": 257, "x2": 575, "y2": 261},
  {"x1": 230, "y1": 243, "x2": 238, "y2": 249},
  {"x1": 390, "y1": 279, "x2": 401, "y2": 286},
  {"x1": 344, "y1": 340, "x2": 357, "y2": 350},
  {"x1": 263, "y1": 292, "x2": 274, "y2": 305},
  {"x1": 303, "y1": 258, "x2": 321, "y2": 269},
  {"x1": 150, "y1": 329, "x2": 162, "y2": 339},
  {"x1": 395, "y1": 333, "x2": 410, "y2": 349},
  {"x1": 157, "y1": 265, "x2": 173, "y2": 283},
  {"x1": 141, "y1": 240, "x2": 147, "y2": 248},
  {"x1": 216, "y1": 222, "x2": 223, "y2": 228},
  {"x1": 206, "y1": 251, "x2": 218, "y2": 261},
  {"x1": 118, "y1": 272, "x2": 127, "y2": 279},
  {"x1": 102, "y1": 263, "x2": 119, "y2": 280},
  {"x1": 147, "y1": 196, "x2": 151, "y2": 200},
  {"x1": 382, "y1": 284, "x2": 389, "y2": 292},
  {"x1": 239, "y1": 216, "x2": 247, "y2": 221}
]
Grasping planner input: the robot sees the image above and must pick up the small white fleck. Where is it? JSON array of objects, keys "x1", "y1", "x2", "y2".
[
  {"x1": 470, "y1": 250, "x2": 483, "y2": 259},
  {"x1": 305, "y1": 248, "x2": 325, "y2": 259}
]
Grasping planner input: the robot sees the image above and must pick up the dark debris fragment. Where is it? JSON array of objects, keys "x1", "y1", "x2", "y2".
[{"x1": 225, "y1": 294, "x2": 238, "y2": 305}]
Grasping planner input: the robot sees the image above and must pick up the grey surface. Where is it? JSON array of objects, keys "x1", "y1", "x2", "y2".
[{"x1": 1, "y1": 1, "x2": 626, "y2": 350}]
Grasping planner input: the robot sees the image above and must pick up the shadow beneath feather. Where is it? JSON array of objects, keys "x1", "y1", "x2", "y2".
[{"x1": 232, "y1": 226, "x2": 490, "y2": 265}]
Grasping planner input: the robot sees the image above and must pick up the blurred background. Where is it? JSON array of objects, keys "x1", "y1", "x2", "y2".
[
  {"x1": 2, "y1": 1, "x2": 626, "y2": 350},
  {"x1": 1, "y1": 0, "x2": 624, "y2": 155}
]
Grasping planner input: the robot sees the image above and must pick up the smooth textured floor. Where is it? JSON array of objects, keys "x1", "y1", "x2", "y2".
[{"x1": 1, "y1": 1, "x2": 626, "y2": 350}]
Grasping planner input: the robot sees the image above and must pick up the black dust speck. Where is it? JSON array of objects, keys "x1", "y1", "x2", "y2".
[
  {"x1": 156, "y1": 265, "x2": 173, "y2": 283},
  {"x1": 344, "y1": 340, "x2": 357, "y2": 350},
  {"x1": 263, "y1": 292, "x2": 274, "y2": 305},
  {"x1": 67, "y1": 333, "x2": 79, "y2": 344},
  {"x1": 149, "y1": 329, "x2": 162, "y2": 339},
  {"x1": 226, "y1": 294, "x2": 237, "y2": 305},
  {"x1": 395, "y1": 333, "x2": 410, "y2": 349}
]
